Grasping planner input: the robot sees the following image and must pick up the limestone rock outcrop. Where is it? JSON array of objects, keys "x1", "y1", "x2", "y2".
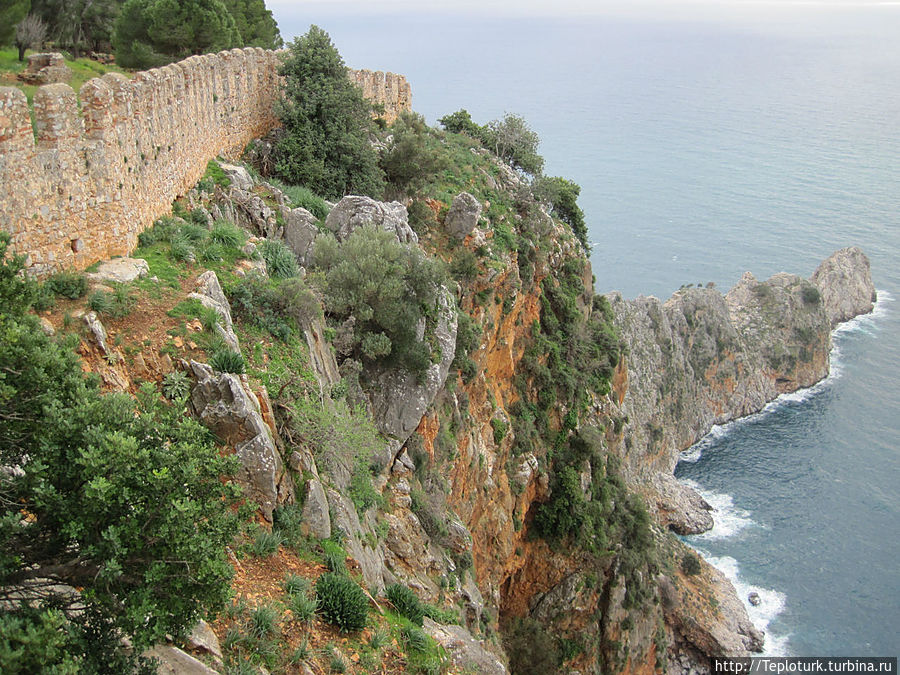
[
  {"x1": 369, "y1": 286, "x2": 458, "y2": 455},
  {"x1": 189, "y1": 361, "x2": 292, "y2": 521},
  {"x1": 188, "y1": 271, "x2": 240, "y2": 352},
  {"x1": 445, "y1": 192, "x2": 482, "y2": 240},
  {"x1": 324, "y1": 196, "x2": 417, "y2": 245},
  {"x1": 811, "y1": 246, "x2": 877, "y2": 326}
]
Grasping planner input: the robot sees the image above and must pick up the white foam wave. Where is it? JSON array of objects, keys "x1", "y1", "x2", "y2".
[
  {"x1": 678, "y1": 290, "x2": 891, "y2": 464},
  {"x1": 680, "y1": 480, "x2": 756, "y2": 540},
  {"x1": 701, "y1": 554, "x2": 791, "y2": 656}
]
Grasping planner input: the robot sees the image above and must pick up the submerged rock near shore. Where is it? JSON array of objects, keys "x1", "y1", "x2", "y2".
[{"x1": 608, "y1": 247, "x2": 875, "y2": 533}]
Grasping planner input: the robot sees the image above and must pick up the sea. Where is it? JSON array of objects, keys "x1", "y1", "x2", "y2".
[{"x1": 275, "y1": 4, "x2": 900, "y2": 657}]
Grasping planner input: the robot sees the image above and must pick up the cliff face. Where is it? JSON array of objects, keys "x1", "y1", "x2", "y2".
[{"x1": 606, "y1": 248, "x2": 875, "y2": 535}]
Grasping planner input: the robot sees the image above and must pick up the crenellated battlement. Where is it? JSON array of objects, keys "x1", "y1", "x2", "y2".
[{"x1": 0, "y1": 49, "x2": 411, "y2": 275}]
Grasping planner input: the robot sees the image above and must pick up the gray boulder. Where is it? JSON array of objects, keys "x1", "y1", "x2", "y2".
[
  {"x1": 282, "y1": 207, "x2": 319, "y2": 267},
  {"x1": 325, "y1": 195, "x2": 417, "y2": 245},
  {"x1": 189, "y1": 361, "x2": 292, "y2": 520},
  {"x1": 86, "y1": 257, "x2": 149, "y2": 284},
  {"x1": 424, "y1": 619, "x2": 507, "y2": 675},
  {"x1": 327, "y1": 487, "x2": 390, "y2": 594},
  {"x1": 445, "y1": 192, "x2": 482, "y2": 240},
  {"x1": 368, "y1": 286, "x2": 458, "y2": 456},
  {"x1": 188, "y1": 271, "x2": 240, "y2": 352},
  {"x1": 811, "y1": 246, "x2": 876, "y2": 327},
  {"x1": 142, "y1": 645, "x2": 219, "y2": 675},
  {"x1": 301, "y1": 479, "x2": 331, "y2": 540},
  {"x1": 217, "y1": 162, "x2": 254, "y2": 191}
]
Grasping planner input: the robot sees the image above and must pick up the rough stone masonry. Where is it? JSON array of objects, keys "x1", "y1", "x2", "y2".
[{"x1": 0, "y1": 49, "x2": 411, "y2": 276}]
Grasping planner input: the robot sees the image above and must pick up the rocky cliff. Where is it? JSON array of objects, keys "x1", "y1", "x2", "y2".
[
  {"x1": 30, "y1": 123, "x2": 877, "y2": 673},
  {"x1": 606, "y1": 249, "x2": 875, "y2": 535}
]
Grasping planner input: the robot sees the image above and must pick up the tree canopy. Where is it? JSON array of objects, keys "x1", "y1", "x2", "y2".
[
  {"x1": 0, "y1": 233, "x2": 243, "y2": 669},
  {"x1": 222, "y1": 0, "x2": 281, "y2": 49},
  {"x1": 0, "y1": 0, "x2": 30, "y2": 46},
  {"x1": 274, "y1": 25, "x2": 384, "y2": 200},
  {"x1": 313, "y1": 225, "x2": 446, "y2": 377},
  {"x1": 113, "y1": 0, "x2": 243, "y2": 68}
]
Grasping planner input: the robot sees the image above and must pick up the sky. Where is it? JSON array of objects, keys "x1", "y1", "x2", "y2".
[{"x1": 267, "y1": 0, "x2": 900, "y2": 18}]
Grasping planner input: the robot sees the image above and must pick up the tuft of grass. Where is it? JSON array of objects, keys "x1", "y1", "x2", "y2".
[
  {"x1": 209, "y1": 221, "x2": 246, "y2": 248},
  {"x1": 288, "y1": 591, "x2": 317, "y2": 624},
  {"x1": 260, "y1": 239, "x2": 299, "y2": 279},
  {"x1": 250, "y1": 527, "x2": 283, "y2": 557},
  {"x1": 210, "y1": 349, "x2": 245, "y2": 374},
  {"x1": 386, "y1": 584, "x2": 424, "y2": 627},
  {"x1": 282, "y1": 574, "x2": 310, "y2": 597},
  {"x1": 320, "y1": 540, "x2": 347, "y2": 574},
  {"x1": 248, "y1": 603, "x2": 280, "y2": 639}
]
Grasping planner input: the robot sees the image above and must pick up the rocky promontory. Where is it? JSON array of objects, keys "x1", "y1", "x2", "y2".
[{"x1": 607, "y1": 247, "x2": 876, "y2": 534}]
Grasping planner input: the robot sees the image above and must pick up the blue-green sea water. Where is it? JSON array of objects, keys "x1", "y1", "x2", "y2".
[{"x1": 276, "y1": 7, "x2": 900, "y2": 656}]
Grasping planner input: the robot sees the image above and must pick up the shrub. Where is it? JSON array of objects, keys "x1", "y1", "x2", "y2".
[
  {"x1": 274, "y1": 26, "x2": 384, "y2": 200},
  {"x1": 315, "y1": 572, "x2": 369, "y2": 632},
  {"x1": 313, "y1": 225, "x2": 446, "y2": 377},
  {"x1": 380, "y1": 111, "x2": 447, "y2": 199},
  {"x1": 385, "y1": 584, "x2": 424, "y2": 626},
  {"x1": 162, "y1": 371, "x2": 191, "y2": 401},
  {"x1": 501, "y1": 616, "x2": 559, "y2": 675},
  {"x1": 210, "y1": 349, "x2": 245, "y2": 374},
  {"x1": 491, "y1": 417, "x2": 509, "y2": 446},
  {"x1": 681, "y1": 552, "x2": 702, "y2": 576},
  {"x1": 273, "y1": 503, "x2": 305, "y2": 548},
  {"x1": 260, "y1": 239, "x2": 299, "y2": 279},
  {"x1": 801, "y1": 284, "x2": 821, "y2": 305},
  {"x1": 46, "y1": 270, "x2": 88, "y2": 299}
]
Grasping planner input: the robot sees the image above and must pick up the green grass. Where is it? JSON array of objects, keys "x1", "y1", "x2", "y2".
[{"x1": 0, "y1": 47, "x2": 130, "y2": 109}]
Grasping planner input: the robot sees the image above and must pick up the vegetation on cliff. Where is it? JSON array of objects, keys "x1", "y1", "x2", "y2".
[{"x1": 0, "y1": 234, "x2": 244, "y2": 670}]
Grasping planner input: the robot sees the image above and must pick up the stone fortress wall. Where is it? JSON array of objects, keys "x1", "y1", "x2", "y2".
[{"x1": 0, "y1": 49, "x2": 411, "y2": 275}]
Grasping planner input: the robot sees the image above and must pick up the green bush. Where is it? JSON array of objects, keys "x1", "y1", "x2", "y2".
[
  {"x1": 802, "y1": 284, "x2": 821, "y2": 305},
  {"x1": 313, "y1": 225, "x2": 446, "y2": 377},
  {"x1": 210, "y1": 349, "x2": 245, "y2": 374},
  {"x1": 274, "y1": 26, "x2": 384, "y2": 200},
  {"x1": 681, "y1": 552, "x2": 702, "y2": 576},
  {"x1": 380, "y1": 111, "x2": 447, "y2": 199},
  {"x1": 315, "y1": 572, "x2": 369, "y2": 632},
  {"x1": 260, "y1": 239, "x2": 299, "y2": 279},
  {"x1": 178, "y1": 222, "x2": 209, "y2": 243},
  {"x1": 501, "y1": 616, "x2": 560, "y2": 675},
  {"x1": 162, "y1": 371, "x2": 191, "y2": 401},
  {"x1": 386, "y1": 584, "x2": 424, "y2": 627},
  {"x1": 0, "y1": 232, "x2": 244, "y2": 660},
  {"x1": 46, "y1": 270, "x2": 88, "y2": 299}
]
